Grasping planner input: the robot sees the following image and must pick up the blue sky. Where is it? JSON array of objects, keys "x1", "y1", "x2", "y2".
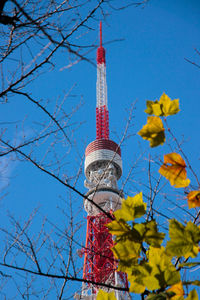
[{"x1": 0, "y1": 0, "x2": 200, "y2": 298}]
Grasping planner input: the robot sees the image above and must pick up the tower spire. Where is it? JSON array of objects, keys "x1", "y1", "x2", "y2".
[
  {"x1": 100, "y1": 21, "x2": 102, "y2": 47},
  {"x1": 97, "y1": 21, "x2": 105, "y2": 64},
  {"x1": 96, "y1": 22, "x2": 109, "y2": 139}
]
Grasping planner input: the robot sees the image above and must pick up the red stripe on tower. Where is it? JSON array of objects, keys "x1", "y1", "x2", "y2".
[{"x1": 96, "y1": 22, "x2": 109, "y2": 139}]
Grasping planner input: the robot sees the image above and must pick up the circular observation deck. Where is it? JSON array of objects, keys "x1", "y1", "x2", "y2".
[
  {"x1": 84, "y1": 139, "x2": 122, "y2": 180},
  {"x1": 84, "y1": 187, "x2": 124, "y2": 215}
]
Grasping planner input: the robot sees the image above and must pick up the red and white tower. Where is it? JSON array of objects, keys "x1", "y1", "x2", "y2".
[{"x1": 78, "y1": 23, "x2": 130, "y2": 299}]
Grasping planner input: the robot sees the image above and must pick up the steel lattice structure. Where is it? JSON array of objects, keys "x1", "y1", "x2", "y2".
[
  {"x1": 75, "y1": 23, "x2": 130, "y2": 300},
  {"x1": 83, "y1": 213, "x2": 116, "y2": 285}
]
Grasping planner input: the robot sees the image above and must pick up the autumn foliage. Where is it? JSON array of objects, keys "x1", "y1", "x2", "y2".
[
  {"x1": 97, "y1": 93, "x2": 200, "y2": 299},
  {"x1": 159, "y1": 153, "x2": 190, "y2": 188}
]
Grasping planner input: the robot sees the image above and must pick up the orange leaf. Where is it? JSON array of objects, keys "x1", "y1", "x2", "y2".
[
  {"x1": 187, "y1": 191, "x2": 200, "y2": 209},
  {"x1": 168, "y1": 281, "x2": 184, "y2": 300},
  {"x1": 159, "y1": 153, "x2": 190, "y2": 188}
]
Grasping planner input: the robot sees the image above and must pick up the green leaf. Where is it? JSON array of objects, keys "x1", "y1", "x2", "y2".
[
  {"x1": 143, "y1": 275, "x2": 160, "y2": 290},
  {"x1": 114, "y1": 192, "x2": 146, "y2": 222},
  {"x1": 138, "y1": 116, "x2": 165, "y2": 147},
  {"x1": 118, "y1": 257, "x2": 138, "y2": 273},
  {"x1": 108, "y1": 219, "x2": 164, "y2": 250},
  {"x1": 185, "y1": 221, "x2": 200, "y2": 243},
  {"x1": 185, "y1": 289, "x2": 199, "y2": 300},
  {"x1": 128, "y1": 273, "x2": 146, "y2": 294},
  {"x1": 146, "y1": 291, "x2": 176, "y2": 300},
  {"x1": 96, "y1": 290, "x2": 116, "y2": 300},
  {"x1": 129, "y1": 221, "x2": 165, "y2": 246},
  {"x1": 106, "y1": 219, "x2": 131, "y2": 237},
  {"x1": 144, "y1": 220, "x2": 165, "y2": 247},
  {"x1": 127, "y1": 247, "x2": 180, "y2": 293},
  {"x1": 133, "y1": 223, "x2": 146, "y2": 238},
  {"x1": 166, "y1": 219, "x2": 200, "y2": 259},
  {"x1": 164, "y1": 269, "x2": 180, "y2": 287},
  {"x1": 148, "y1": 247, "x2": 180, "y2": 286},
  {"x1": 111, "y1": 239, "x2": 141, "y2": 262}
]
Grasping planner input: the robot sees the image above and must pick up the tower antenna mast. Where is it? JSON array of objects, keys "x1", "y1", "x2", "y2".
[
  {"x1": 96, "y1": 21, "x2": 109, "y2": 140},
  {"x1": 100, "y1": 21, "x2": 102, "y2": 47}
]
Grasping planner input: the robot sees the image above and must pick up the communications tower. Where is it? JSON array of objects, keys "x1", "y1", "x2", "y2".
[{"x1": 77, "y1": 23, "x2": 130, "y2": 299}]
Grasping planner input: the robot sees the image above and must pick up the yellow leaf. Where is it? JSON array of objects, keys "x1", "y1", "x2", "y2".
[
  {"x1": 97, "y1": 290, "x2": 116, "y2": 300},
  {"x1": 153, "y1": 103, "x2": 163, "y2": 116},
  {"x1": 159, "y1": 92, "x2": 180, "y2": 116},
  {"x1": 159, "y1": 153, "x2": 190, "y2": 188},
  {"x1": 187, "y1": 191, "x2": 200, "y2": 209},
  {"x1": 168, "y1": 282, "x2": 184, "y2": 300},
  {"x1": 138, "y1": 116, "x2": 165, "y2": 147},
  {"x1": 144, "y1": 93, "x2": 180, "y2": 117},
  {"x1": 144, "y1": 100, "x2": 155, "y2": 115},
  {"x1": 144, "y1": 100, "x2": 162, "y2": 116},
  {"x1": 114, "y1": 192, "x2": 146, "y2": 222},
  {"x1": 147, "y1": 246, "x2": 169, "y2": 268}
]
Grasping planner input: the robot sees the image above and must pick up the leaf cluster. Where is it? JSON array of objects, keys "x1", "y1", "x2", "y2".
[
  {"x1": 138, "y1": 93, "x2": 179, "y2": 148},
  {"x1": 98, "y1": 93, "x2": 199, "y2": 299},
  {"x1": 103, "y1": 193, "x2": 200, "y2": 299}
]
